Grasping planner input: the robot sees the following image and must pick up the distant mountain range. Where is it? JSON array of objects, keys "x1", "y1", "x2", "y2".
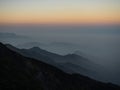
[
  {"x1": 0, "y1": 32, "x2": 32, "y2": 45},
  {"x1": 17, "y1": 42, "x2": 46, "y2": 49},
  {"x1": 6, "y1": 44, "x2": 111, "y2": 82},
  {"x1": 0, "y1": 42, "x2": 120, "y2": 90},
  {"x1": 0, "y1": 32, "x2": 27, "y2": 39},
  {"x1": 16, "y1": 41, "x2": 80, "y2": 55}
]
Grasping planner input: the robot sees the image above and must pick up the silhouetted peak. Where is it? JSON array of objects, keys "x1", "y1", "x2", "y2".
[
  {"x1": 65, "y1": 54, "x2": 82, "y2": 58},
  {"x1": 29, "y1": 46, "x2": 47, "y2": 53},
  {"x1": 30, "y1": 46, "x2": 41, "y2": 50}
]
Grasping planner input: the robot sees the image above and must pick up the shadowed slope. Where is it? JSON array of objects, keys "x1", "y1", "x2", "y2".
[{"x1": 0, "y1": 42, "x2": 120, "y2": 90}]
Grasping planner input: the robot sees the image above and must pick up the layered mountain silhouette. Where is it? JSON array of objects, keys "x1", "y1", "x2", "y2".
[
  {"x1": 16, "y1": 41, "x2": 79, "y2": 55},
  {"x1": 0, "y1": 42, "x2": 120, "y2": 90},
  {"x1": 17, "y1": 42, "x2": 46, "y2": 49},
  {"x1": 17, "y1": 42, "x2": 78, "y2": 49},
  {"x1": 6, "y1": 44, "x2": 104, "y2": 80},
  {"x1": 0, "y1": 32, "x2": 28, "y2": 40},
  {"x1": 0, "y1": 32, "x2": 31, "y2": 46}
]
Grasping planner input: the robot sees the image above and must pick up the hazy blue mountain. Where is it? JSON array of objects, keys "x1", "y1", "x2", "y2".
[
  {"x1": 6, "y1": 44, "x2": 108, "y2": 82},
  {"x1": 17, "y1": 42, "x2": 46, "y2": 49},
  {"x1": 0, "y1": 42, "x2": 120, "y2": 90},
  {"x1": 16, "y1": 41, "x2": 80, "y2": 55},
  {"x1": 74, "y1": 50, "x2": 100, "y2": 65},
  {"x1": 0, "y1": 32, "x2": 27, "y2": 39},
  {"x1": 0, "y1": 32, "x2": 31, "y2": 45}
]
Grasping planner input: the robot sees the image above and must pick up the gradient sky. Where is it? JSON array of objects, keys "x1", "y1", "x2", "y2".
[{"x1": 0, "y1": 0, "x2": 120, "y2": 24}]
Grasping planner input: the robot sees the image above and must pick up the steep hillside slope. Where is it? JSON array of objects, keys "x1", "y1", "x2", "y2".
[{"x1": 0, "y1": 42, "x2": 119, "y2": 90}]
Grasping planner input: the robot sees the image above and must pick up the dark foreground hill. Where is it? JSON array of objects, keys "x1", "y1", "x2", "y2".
[{"x1": 0, "y1": 42, "x2": 120, "y2": 90}]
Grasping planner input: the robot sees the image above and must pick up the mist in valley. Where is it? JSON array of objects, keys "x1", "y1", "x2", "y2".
[{"x1": 0, "y1": 24, "x2": 120, "y2": 85}]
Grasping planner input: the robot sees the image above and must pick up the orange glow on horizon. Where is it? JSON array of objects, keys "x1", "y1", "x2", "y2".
[
  {"x1": 0, "y1": 8, "x2": 120, "y2": 24},
  {"x1": 0, "y1": 0, "x2": 120, "y2": 25}
]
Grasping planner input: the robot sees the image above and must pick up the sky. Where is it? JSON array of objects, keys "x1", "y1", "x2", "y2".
[{"x1": 0, "y1": 0, "x2": 120, "y2": 25}]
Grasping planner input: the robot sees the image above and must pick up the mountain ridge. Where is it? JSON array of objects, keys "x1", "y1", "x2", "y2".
[{"x1": 0, "y1": 42, "x2": 120, "y2": 90}]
